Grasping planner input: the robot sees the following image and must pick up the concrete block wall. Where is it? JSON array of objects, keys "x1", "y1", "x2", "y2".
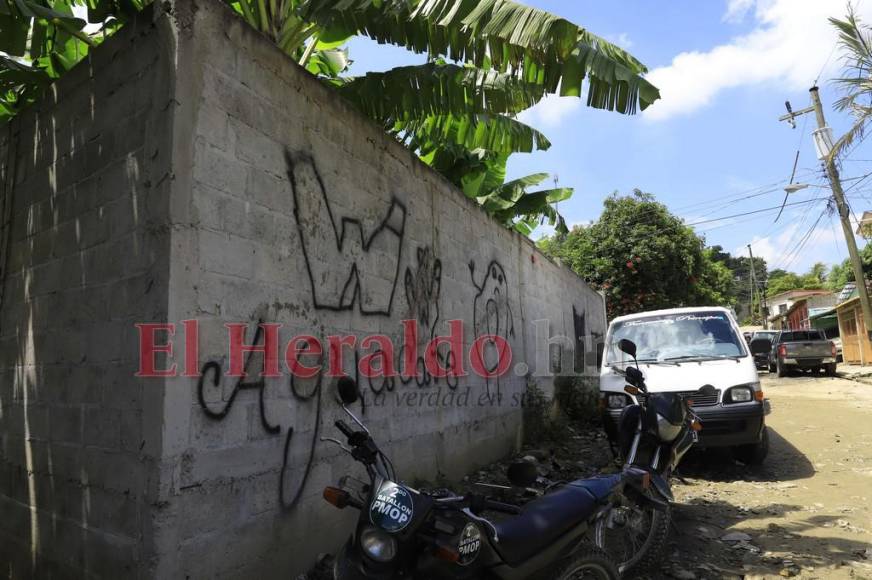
[
  {"x1": 0, "y1": 7, "x2": 176, "y2": 579},
  {"x1": 0, "y1": 0, "x2": 607, "y2": 577}
]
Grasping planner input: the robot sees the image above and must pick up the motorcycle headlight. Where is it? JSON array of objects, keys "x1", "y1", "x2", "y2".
[
  {"x1": 726, "y1": 387, "x2": 753, "y2": 403},
  {"x1": 607, "y1": 394, "x2": 628, "y2": 409},
  {"x1": 360, "y1": 526, "x2": 397, "y2": 563}
]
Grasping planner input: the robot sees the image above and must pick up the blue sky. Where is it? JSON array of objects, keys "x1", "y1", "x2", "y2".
[{"x1": 346, "y1": 0, "x2": 872, "y2": 274}]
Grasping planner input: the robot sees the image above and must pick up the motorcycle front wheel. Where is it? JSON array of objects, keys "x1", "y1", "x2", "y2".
[
  {"x1": 550, "y1": 547, "x2": 620, "y2": 580},
  {"x1": 594, "y1": 500, "x2": 671, "y2": 576}
]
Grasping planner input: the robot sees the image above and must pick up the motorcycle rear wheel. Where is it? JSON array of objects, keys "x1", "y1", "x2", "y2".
[
  {"x1": 549, "y1": 547, "x2": 620, "y2": 580},
  {"x1": 594, "y1": 499, "x2": 671, "y2": 576}
]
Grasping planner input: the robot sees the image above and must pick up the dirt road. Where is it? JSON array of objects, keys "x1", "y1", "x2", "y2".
[{"x1": 665, "y1": 373, "x2": 872, "y2": 579}]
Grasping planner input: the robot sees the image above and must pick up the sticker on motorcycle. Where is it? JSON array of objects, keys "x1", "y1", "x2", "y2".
[
  {"x1": 458, "y1": 523, "x2": 481, "y2": 566},
  {"x1": 369, "y1": 481, "x2": 414, "y2": 533}
]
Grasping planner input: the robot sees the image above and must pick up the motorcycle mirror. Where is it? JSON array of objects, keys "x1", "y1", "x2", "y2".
[
  {"x1": 507, "y1": 460, "x2": 538, "y2": 488},
  {"x1": 337, "y1": 377, "x2": 359, "y2": 405},
  {"x1": 617, "y1": 339, "x2": 637, "y2": 359},
  {"x1": 697, "y1": 384, "x2": 716, "y2": 396}
]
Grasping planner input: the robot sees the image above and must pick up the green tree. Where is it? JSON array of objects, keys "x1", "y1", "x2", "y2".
[
  {"x1": 766, "y1": 271, "x2": 805, "y2": 296},
  {"x1": 0, "y1": 0, "x2": 659, "y2": 236},
  {"x1": 705, "y1": 245, "x2": 768, "y2": 323},
  {"x1": 827, "y1": 245, "x2": 872, "y2": 289},
  {"x1": 766, "y1": 262, "x2": 831, "y2": 296},
  {"x1": 538, "y1": 190, "x2": 735, "y2": 318},
  {"x1": 829, "y1": 7, "x2": 872, "y2": 160}
]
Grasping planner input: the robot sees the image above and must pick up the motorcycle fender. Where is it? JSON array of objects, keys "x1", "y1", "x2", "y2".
[
  {"x1": 622, "y1": 468, "x2": 672, "y2": 511},
  {"x1": 650, "y1": 472, "x2": 674, "y2": 504}
]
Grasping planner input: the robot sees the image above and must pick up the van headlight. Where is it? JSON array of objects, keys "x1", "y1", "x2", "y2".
[
  {"x1": 725, "y1": 382, "x2": 759, "y2": 403},
  {"x1": 360, "y1": 526, "x2": 397, "y2": 562},
  {"x1": 607, "y1": 394, "x2": 629, "y2": 409}
]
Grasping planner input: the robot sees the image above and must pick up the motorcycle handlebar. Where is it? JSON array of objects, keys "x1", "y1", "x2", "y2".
[{"x1": 335, "y1": 420, "x2": 355, "y2": 439}]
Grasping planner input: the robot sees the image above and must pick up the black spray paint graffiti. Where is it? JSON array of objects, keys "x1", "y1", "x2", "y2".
[
  {"x1": 287, "y1": 150, "x2": 407, "y2": 316},
  {"x1": 398, "y1": 246, "x2": 458, "y2": 389},
  {"x1": 197, "y1": 321, "x2": 322, "y2": 511},
  {"x1": 358, "y1": 246, "x2": 458, "y2": 393},
  {"x1": 469, "y1": 260, "x2": 515, "y2": 397},
  {"x1": 572, "y1": 305, "x2": 586, "y2": 374}
]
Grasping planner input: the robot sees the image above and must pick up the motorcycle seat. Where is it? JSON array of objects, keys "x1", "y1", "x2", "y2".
[
  {"x1": 492, "y1": 484, "x2": 599, "y2": 566},
  {"x1": 567, "y1": 473, "x2": 622, "y2": 501}
]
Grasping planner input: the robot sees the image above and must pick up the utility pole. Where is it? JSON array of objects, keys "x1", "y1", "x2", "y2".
[
  {"x1": 782, "y1": 87, "x2": 872, "y2": 340},
  {"x1": 747, "y1": 244, "x2": 766, "y2": 329}
]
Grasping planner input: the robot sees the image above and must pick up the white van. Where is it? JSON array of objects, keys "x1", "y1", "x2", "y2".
[{"x1": 599, "y1": 306, "x2": 769, "y2": 464}]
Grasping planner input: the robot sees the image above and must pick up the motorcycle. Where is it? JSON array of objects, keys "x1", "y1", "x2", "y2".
[
  {"x1": 322, "y1": 376, "x2": 654, "y2": 580},
  {"x1": 594, "y1": 339, "x2": 715, "y2": 575}
]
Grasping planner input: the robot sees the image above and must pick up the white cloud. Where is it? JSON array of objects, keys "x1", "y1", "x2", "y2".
[
  {"x1": 723, "y1": 0, "x2": 756, "y2": 23},
  {"x1": 609, "y1": 32, "x2": 634, "y2": 49},
  {"x1": 518, "y1": 94, "x2": 582, "y2": 128},
  {"x1": 645, "y1": 0, "x2": 872, "y2": 121}
]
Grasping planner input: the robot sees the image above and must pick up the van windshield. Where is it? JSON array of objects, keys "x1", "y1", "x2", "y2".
[{"x1": 606, "y1": 311, "x2": 746, "y2": 364}]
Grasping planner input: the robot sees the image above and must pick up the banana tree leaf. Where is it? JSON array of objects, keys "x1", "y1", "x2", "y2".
[
  {"x1": 298, "y1": 0, "x2": 659, "y2": 114},
  {"x1": 87, "y1": 0, "x2": 113, "y2": 23},
  {"x1": 0, "y1": 13, "x2": 29, "y2": 56},
  {"x1": 25, "y1": 1, "x2": 86, "y2": 28},
  {"x1": 306, "y1": 48, "x2": 349, "y2": 77},
  {"x1": 337, "y1": 62, "x2": 548, "y2": 122},
  {"x1": 509, "y1": 187, "x2": 572, "y2": 213},
  {"x1": 400, "y1": 112, "x2": 550, "y2": 155}
]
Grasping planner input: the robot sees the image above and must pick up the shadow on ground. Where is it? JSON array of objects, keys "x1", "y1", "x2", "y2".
[
  {"x1": 665, "y1": 497, "x2": 872, "y2": 578},
  {"x1": 676, "y1": 427, "x2": 815, "y2": 483}
]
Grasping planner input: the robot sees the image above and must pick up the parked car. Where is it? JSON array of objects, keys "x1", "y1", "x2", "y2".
[
  {"x1": 600, "y1": 307, "x2": 770, "y2": 464},
  {"x1": 768, "y1": 329, "x2": 838, "y2": 377},
  {"x1": 748, "y1": 331, "x2": 778, "y2": 371},
  {"x1": 832, "y1": 337, "x2": 843, "y2": 363}
]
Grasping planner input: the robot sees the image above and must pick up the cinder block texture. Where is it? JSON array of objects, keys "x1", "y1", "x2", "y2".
[{"x1": 0, "y1": 0, "x2": 607, "y2": 577}]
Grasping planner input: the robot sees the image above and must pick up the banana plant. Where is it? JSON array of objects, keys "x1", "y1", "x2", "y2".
[
  {"x1": 1, "y1": 0, "x2": 659, "y2": 236},
  {"x1": 0, "y1": 0, "x2": 144, "y2": 117}
]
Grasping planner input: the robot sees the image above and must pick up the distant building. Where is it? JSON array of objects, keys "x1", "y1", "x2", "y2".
[
  {"x1": 767, "y1": 289, "x2": 835, "y2": 330},
  {"x1": 835, "y1": 282, "x2": 872, "y2": 364}
]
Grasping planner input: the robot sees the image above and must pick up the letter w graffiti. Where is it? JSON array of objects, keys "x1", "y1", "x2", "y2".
[{"x1": 286, "y1": 150, "x2": 407, "y2": 316}]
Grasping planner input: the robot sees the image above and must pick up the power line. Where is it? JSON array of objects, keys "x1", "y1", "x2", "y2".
[{"x1": 684, "y1": 198, "x2": 826, "y2": 228}]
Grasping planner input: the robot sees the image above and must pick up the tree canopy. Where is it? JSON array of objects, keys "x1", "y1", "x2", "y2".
[{"x1": 538, "y1": 190, "x2": 736, "y2": 318}]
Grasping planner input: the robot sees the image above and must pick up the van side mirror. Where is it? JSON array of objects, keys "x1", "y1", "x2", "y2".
[
  {"x1": 336, "y1": 377, "x2": 359, "y2": 405},
  {"x1": 618, "y1": 339, "x2": 637, "y2": 359}
]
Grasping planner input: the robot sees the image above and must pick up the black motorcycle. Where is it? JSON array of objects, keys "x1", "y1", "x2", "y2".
[
  {"x1": 322, "y1": 377, "x2": 656, "y2": 580},
  {"x1": 594, "y1": 339, "x2": 715, "y2": 576}
]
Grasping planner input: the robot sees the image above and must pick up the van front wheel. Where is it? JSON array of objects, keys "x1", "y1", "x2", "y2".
[{"x1": 733, "y1": 427, "x2": 769, "y2": 465}]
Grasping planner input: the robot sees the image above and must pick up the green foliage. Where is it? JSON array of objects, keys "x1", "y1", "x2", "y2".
[
  {"x1": 553, "y1": 375, "x2": 600, "y2": 425},
  {"x1": 707, "y1": 245, "x2": 768, "y2": 322},
  {"x1": 538, "y1": 190, "x2": 736, "y2": 318},
  {"x1": 0, "y1": 0, "x2": 142, "y2": 118},
  {"x1": 829, "y1": 7, "x2": 872, "y2": 160},
  {"x1": 1, "y1": 0, "x2": 659, "y2": 237},
  {"x1": 826, "y1": 245, "x2": 872, "y2": 289},
  {"x1": 766, "y1": 271, "x2": 806, "y2": 296},
  {"x1": 765, "y1": 262, "x2": 835, "y2": 297}
]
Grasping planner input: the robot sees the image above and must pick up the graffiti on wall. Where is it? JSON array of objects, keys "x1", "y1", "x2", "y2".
[
  {"x1": 197, "y1": 321, "x2": 323, "y2": 511},
  {"x1": 469, "y1": 260, "x2": 514, "y2": 396},
  {"x1": 195, "y1": 151, "x2": 527, "y2": 511},
  {"x1": 287, "y1": 150, "x2": 407, "y2": 316},
  {"x1": 399, "y1": 246, "x2": 458, "y2": 389}
]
